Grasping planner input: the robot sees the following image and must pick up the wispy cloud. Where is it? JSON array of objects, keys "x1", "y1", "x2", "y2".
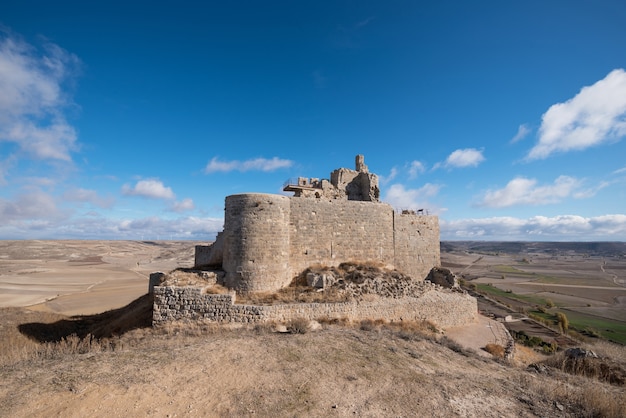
[
  {"x1": 383, "y1": 183, "x2": 441, "y2": 211},
  {"x1": 510, "y1": 124, "x2": 531, "y2": 144},
  {"x1": 170, "y1": 198, "x2": 195, "y2": 213},
  {"x1": 0, "y1": 189, "x2": 66, "y2": 224},
  {"x1": 528, "y1": 68, "x2": 626, "y2": 160},
  {"x1": 204, "y1": 156, "x2": 294, "y2": 173},
  {"x1": 355, "y1": 17, "x2": 375, "y2": 29},
  {"x1": 435, "y1": 148, "x2": 485, "y2": 169},
  {"x1": 478, "y1": 175, "x2": 582, "y2": 208},
  {"x1": 379, "y1": 167, "x2": 398, "y2": 185},
  {"x1": 0, "y1": 155, "x2": 16, "y2": 185},
  {"x1": 572, "y1": 181, "x2": 610, "y2": 199},
  {"x1": 408, "y1": 161, "x2": 425, "y2": 179},
  {"x1": 312, "y1": 70, "x2": 327, "y2": 89},
  {"x1": 122, "y1": 179, "x2": 175, "y2": 200},
  {"x1": 0, "y1": 30, "x2": 81, "y2": 162},
  {"x1": 442, "y1": 214, "x2": 626, "y2": 241},
  {"x1": 0, "y1": 213, "x2": 224, "y2": 240},
  {"x1": 63, "y1": 188, "x2": 114, "y2": 208}
]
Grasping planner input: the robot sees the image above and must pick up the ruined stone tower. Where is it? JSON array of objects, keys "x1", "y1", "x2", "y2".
[{"x1": 195, "y1": 155, "x2": 440, "y2": 293}]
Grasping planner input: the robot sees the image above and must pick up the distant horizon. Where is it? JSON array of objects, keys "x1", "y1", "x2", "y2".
[
  {"x1": 1, "y1": 2, "x2": 625, "y2": 241},
  {"x1": 1, "y1": 238, "x2": 625, "y2": 245}
]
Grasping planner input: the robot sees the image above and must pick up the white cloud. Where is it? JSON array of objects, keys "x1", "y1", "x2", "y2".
[
  {"x1": 170, "y1": 198, "x2": 195, "y2": 212},
  {"x1": 613, "y1": 166, "x2": 626, "y2": 175},
  {"x1": 479, "y1": 175, "x2": 582, "y2": 208},
  {"x1": 408, "y1": 161, "x2": 425, "y2": 179},
  {"x1": 0, "y1": 155, "x2": 16, "y2": 185},
  {"x1": 204, "y1": 156, "x2": 293, "y2": 173},
  {"x1": 379, "y1": 167, "x2": 398, "y2": 185},
  {"x1": 384, "y1": 183, "x2": 441, "y2": 212},
  {"x1": 0, "y1": 213, "x2": 224, "y2": 240},
  {"x1": 63, "y1": 188, "x2": 114, "y2": 208},
  {"x1": 510, "y1": 124, "x2": 531, "y2": 144},
  {"x1": 528, "y1": 69, "x2": 626, "y2": 160},
  {"x1": 0, "y1": 189, "x2": 66, "y2": 223},
  {"x1": 442, "y1": 214, "x2": 626, "y2": 241},
  {"x1": 122, "y1": 179, "x2": 175, "y2": 200},
  {"x1": 441, "y1": 148, "x2": 485, "y2": 169},
  {"x1": 573, "y1": 181, "x2": 610, "y2": 199},
  {"x1": 0, "y1": 31, "x2": 80, "y2": 162}
]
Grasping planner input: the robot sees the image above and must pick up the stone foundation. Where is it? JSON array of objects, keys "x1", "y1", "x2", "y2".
[{"x1": 152, "y1": 285, "x2": 477, "y2": 329}]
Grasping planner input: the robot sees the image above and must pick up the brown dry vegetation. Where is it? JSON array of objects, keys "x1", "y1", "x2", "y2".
[
  {"x1": 1, "y1": 301, "x2": 625, "y2": 417},
  {"x1": 236, "y1": 261, "x2": 432, "y2": 305}
]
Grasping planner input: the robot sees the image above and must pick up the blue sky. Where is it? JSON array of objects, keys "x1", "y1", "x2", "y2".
[{"x1": 1, "y1": 1, "x2": 626, "y2": 241}]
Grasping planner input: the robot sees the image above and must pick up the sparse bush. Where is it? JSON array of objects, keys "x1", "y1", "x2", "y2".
[
  {"x1": 359, "y1": 318, "x2": 386, "y2": 331},
  {"x1": 484, "y1": 343, "x2": 505, "y2": 358},
  {"x1": 546, "y1": 299, "x2": 555, "y2": 308},
  {"x1": 543, "y1": 352, "x2": 626, "y2": 386},
  {"x1": 541, "y1": 341, "x2": 558, "y2": 354},
  {"x1": 556, "y1": 312, "x2": 569, "y2": 333},
  {"x1": 287, "y1": 317, "x2": 310, "y2": 334}
]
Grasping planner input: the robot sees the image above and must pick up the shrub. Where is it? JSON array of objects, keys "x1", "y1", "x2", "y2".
[
  {"x1": 484, "y1": 343, "x2": 505, "y2": 358},
  {"x1": 541, "y1": 341, "x2": 558, "y2": 354},
  {"x1": 359, "y1": 318, "x2": 386, "y2": 331},
  {"x1": 287, "y1": 318, "x2": 310, "y2": 334},
  {"x1": 546, "y1": 299, "x2": 555, "y2": 308},
  {"x1": 556, "y1": 312, "x2": 569, "y2": 333}
]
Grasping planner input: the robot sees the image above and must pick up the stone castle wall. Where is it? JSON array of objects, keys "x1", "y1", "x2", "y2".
[
  {"x1": 198, "y1": 194, "x2": 440, "y2": 291},
  {"x1": 221, "y1": 194, "x2": 292, "y2": 292},
  {"x1": 152, "y1": 285, "x2": 477, "y2": 328},
  {"x1": 287, "y1": 198, "x2": 396, "y2": 278},
  {"x1": 393, "y1": 213, "x2": 440, "y2": 281}
]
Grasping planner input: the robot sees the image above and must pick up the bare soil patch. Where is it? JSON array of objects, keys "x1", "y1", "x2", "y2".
[{"x1": 0, "y1": 240, "x2": 197, "y2": 315}]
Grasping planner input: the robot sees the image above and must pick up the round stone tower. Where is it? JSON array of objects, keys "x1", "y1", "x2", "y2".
[{"x1": 222, "y1": 193, "x2": 291, "y2": 293}]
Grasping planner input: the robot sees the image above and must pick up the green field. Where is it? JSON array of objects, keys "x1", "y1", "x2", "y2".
[
  {"x1": 475, "y1": 283, "x2": 626, "y2": 345},
  {"x1": 475, "y1": 283, "x2": 550, "y2": 306},
  {"x1": 561, "y1": 309, "x2": 626, "y2": 345}
]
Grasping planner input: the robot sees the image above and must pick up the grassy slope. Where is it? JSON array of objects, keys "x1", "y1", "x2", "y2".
[{"x1": 1, "y1": 306, "x2": 625, "y2": 417}]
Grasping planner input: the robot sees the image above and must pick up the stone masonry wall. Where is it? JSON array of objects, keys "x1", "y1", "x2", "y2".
[
  {"x1": 152, "y1": 285, "x2": 477, "y2": 329},
  {"x1": 222, "y1": 194, "x2": 292, "y2": 292},
  {"x1": 393, "y1": 213, "x2": 440, "y2": 281},
  {"x1": 287, "y1": 198, "x2": 395, "y2": 279},
  {"x1": 195, "y1": 196, "x2": 441, "y2": 288}
]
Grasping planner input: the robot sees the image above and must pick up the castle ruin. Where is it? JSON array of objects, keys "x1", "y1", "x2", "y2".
[
  {"x1": 194, "y1": 155, "x2": 440, "y2": 293},
  {"x1": 151, "y1": 155, "x2": 477, "y2": 328}
]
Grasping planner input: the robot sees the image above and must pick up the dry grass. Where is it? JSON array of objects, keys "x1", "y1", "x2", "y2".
[
  {"x1": 235, "y1": 285, "x2": 350, "y2": 305},
  {"x1": 484, "y1": 343, "x2": 505, "y2": 358},
  {"x1": 2, "y1": 302, "x2": 626, "y2": 417},
  {"x1": 542, "y1": 351, "x2": 625, "y2": 386},
  {"x1": 517, "y1": 370, "x2": 626, "y2": 417},
  {"x1": 235, "y1": 261, "x2": 421, "y2": 305},
  {"x1": 202, "y1": 283, "x2": 231, "y2": 295},
  {"x1": 286, "y1": 317, "x2": 311, "y2": 334}
]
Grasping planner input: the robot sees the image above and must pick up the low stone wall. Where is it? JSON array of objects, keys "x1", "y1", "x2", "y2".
[{"x1": 152, "y1": 285, "x2": 478, "y2": 329}]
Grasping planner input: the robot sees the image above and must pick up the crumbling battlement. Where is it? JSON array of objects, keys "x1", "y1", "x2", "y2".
[
  {"x1": 195, "y1": 155, "x2": 440, "y2": 293},
  {"x1": 284, "y1": 154, "x2": 379, "y2": 201}
]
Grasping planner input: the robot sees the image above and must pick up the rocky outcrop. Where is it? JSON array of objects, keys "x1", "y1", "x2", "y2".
[{"x1": 425, "y1": 267, "x2": 459, "y2": 289}]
